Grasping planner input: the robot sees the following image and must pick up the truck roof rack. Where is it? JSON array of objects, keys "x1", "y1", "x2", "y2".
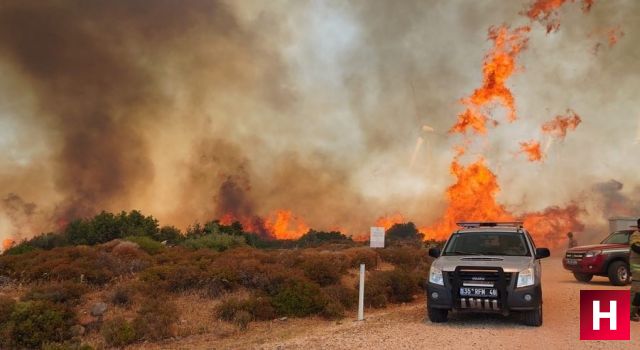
[{"x1": 457, "y1": 222, "x2": 523, "y2": 228}]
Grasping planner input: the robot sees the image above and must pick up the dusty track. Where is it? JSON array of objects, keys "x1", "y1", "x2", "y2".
[{"x1": 137, "y1": 257, "x2": 640, "y2": 349}]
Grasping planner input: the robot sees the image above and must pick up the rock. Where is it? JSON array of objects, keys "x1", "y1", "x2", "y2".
[
  {"x1": 70, "y1": 325, "x2": 85, "y2": 337},
  {"x1": 278, "y1": 317, "x2": 288, "y2": 321},
  {"x1": 90, "y1": 302, "x2": 108, "y2": 317}
]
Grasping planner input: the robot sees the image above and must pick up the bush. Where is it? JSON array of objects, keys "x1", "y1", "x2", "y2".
[
  {"x1": 378, "y1": 247, "x2": 427, "y2": 270},
  {"x1": 102, "y1": 317, "x2": 137, "y2": 347},
  {"x1": 322, "y1": 284, "x2": 357, "y2": 309},
  {"x1": 344, "y1": 247, "x2": 378, "y2": 270},
  {"x1": 271, "y1": 279, "x2": 327, "y2": 317},
  {"x1": 157, "y1": 226, "x2": 183, "y2": 244},
  {"x1": 42, "y1": 341, "x2": 94, "y2": 350},
  {"x1": 132, "y1": 298, "x2": 179, "y2": 341},
  {"x1": 296, "y1": 230, "x2": 353, "y2": 247},
  {"x1": 233, "y1": 310, "x2": 252, "y2": 331},
  {"x1": 181, "y1": 234, "x2": 246, "y2": 251},
  {"x1": 0, "y1": 295, "x2": 16, "y2": 324},
  {"x1": 124, "y1": 236, "x2": 165, "y2": 255},
  {"x1": 299, "y1": 253, "x2": 348, "y2": 286},
  {"x1": 5, "y1": 301, "x2": 77, "y2": 349},
  {"x1": 216, "y1": 295, "x2": 276, "y2": 325},
  {"x1": 22, "y1": 282, "x2": 88, "y2": 306},
  {"x1": 110, "y1": 284, "x2": 135, "y2": 307},
  {"x1": 364, "y1": 273, "x2": 388, "y2": 308},
  {"x1": 321, "y1": 300, "x2": 345, "y2": 319},
  {"x1": 386, "y1": 222, "x2": 424, "y2": 242},
  {"x1": 385, "y1": 269, "x2": 420, "y2": 303}
]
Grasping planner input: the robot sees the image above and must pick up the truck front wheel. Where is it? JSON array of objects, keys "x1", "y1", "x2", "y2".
[
  {"x1": 573, "y1": 273, "x2": 593, "y2": 282},
  {"x1": 427, "y1": 306, "x2": 448, "y2": 323},
  {"x1": 522, "y1": 305, "x2": 543, "y2": 327},
  {"x1": 607, "y1": 261, "x2": 630, "y2": 286}
]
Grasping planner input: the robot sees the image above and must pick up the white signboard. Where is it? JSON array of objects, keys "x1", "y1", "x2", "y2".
[{"x1": 370, "y1": 226, "x2": 385, "y2": 248}]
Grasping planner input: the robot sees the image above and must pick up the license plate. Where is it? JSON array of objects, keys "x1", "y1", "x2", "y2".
[
  {"x1": 566, "y1": 259, "x2": 578, "y2": 265},
  {"x1": 459, "y1": 287, "x2": 498, "y2": 298}
]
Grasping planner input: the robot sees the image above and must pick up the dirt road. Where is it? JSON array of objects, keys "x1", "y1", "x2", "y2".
[{"x1": 141, "y1": 257, "x2": 640, "y2": 349}]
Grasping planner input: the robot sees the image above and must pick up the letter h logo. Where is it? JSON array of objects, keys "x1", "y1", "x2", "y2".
[{"x1": 580, "y1": 290, "x2": 630, "y2": 340}]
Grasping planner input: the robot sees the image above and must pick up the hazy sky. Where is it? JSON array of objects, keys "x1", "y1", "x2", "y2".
[{"x1": 0, "y1": 0, "x2": 638, "y2": 242}]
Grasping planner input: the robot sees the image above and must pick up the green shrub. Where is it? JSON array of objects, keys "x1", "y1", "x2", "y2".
[
  {"x1": 5, "y1": 301, "x2": 76, "y2": 349},
  {"x1": 102, "y1": 317, "x2": 137, "y2": 347},
  {"x1": 157, "y1": 225, "x2": 183, "y2": 244},
  {"x1": 181, "y1": 234, "x2": 246, "y2": 251},
  {"x1": 272, "y1": 279, "x2": 327, "y2": 317},
  {"x1": 296, "y1": 230, "x2": 353, "y2": 247},
  {"x1": 22, "y1": 282, "x2": 88, "y2": 306},
  {"x1": 132, "y1": 298, "x2": 179, "y2": 341},
  {"x1": 124, "y1": 236, "x2": 165, "y2": 255}
]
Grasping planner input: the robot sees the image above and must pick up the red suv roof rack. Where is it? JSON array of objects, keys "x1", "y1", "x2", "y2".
[{"x1": 457, "y1": 222, "x2": 523, "y2": 228}]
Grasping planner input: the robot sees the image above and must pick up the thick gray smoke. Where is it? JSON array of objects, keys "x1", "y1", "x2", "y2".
[{"x1": 0, "y1": 0, "x2": 638, "y2": 242}]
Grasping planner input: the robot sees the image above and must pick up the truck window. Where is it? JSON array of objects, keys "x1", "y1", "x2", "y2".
[
  {"x1": 443, "y1": 232, "x2": 531, "y2": 256},
  {"x1": 601, "y1": 231, "x2": 631, "y2": 244}
]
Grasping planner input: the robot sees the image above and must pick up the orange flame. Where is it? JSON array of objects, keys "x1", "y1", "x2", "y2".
[
  {"x1": 524, "y1": 0, "x2": 594, "y2": 33},
  {"x1": 541, "y1": 109, "x2": 582, "y2": 139},
  {"x1": 375, "y1": 213, "x2": 406, "y2": 231},
  {"x1": 450, "y1": 26, "x2": 530, "y2": 134},
  {"x1": 264, "y1": 210, "x2": 309, "y2": 240},
  {"x1": 519, "y1": 140, "x2": 544, "y2": 162},
  {"x1": 423, "y1": 159, "x2": 513, "y2": 241},
  {"x1": 2, "y1": 238, "x2": 15, "y2": 252}
]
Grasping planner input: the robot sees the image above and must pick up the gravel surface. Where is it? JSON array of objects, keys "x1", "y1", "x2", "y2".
[{"x1": 138, "y1": 257, "x2": 640, "y2": 349}]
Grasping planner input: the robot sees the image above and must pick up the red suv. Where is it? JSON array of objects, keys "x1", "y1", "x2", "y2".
[{"x1": 562, "y1": 230, "x2": 633, "y2": 286}]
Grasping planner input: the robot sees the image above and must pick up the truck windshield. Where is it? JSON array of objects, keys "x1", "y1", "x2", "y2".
[
  {"x1": 601, "y1": 231, "x2": 631, "y2": 244},
  {"x1": 443, "y1": 232, "x2": 530, "y2": 256}
]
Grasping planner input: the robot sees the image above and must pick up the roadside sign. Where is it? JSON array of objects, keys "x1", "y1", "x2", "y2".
[{"x1": 370, "y1": 226, "x2": 385, "y2": 248}]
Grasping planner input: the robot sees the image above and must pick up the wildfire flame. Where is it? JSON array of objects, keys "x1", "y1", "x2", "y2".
[
  {"x1": 524, "y1": 0, "x2": 595, "y2": 33},
  {"x1": 264, "y1": 210, "x2": 309, "y2": 240},
  {"x1": 541, "y1": 109, "x2": 582, "y2": 139},
  {"x1": 519, "y1": 140, "x2": 544, "y2": 162},
  {"x1": 450, "y1": 26, "x2": 530, "y2": 134},
  {"x1": 375, "y1": 213, "x2": 406, "y2": 231},
  {"x1": 221, "y1": 209, "x2": 309, "y2": 240},
  {"x1": 2, "y1": 238, "x2": 15, "y2": 252}
]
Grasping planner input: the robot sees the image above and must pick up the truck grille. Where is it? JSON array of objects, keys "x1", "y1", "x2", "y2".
[
  {"x1": 446, "y1": 270, "x2": 513, "y2": 286},
  {"x1": 565, "y1": 252, "x2": 584, "y2": 259}
]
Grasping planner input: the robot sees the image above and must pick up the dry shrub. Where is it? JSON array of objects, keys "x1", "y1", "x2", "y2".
[
  {"x1": 378, "y1": 247, "x2": 427, "y2": 270},
  {"x1": 110, "y1": 283, "x2": 137, "y2": 307},
  {"x1": 322, "y1": 284, "x2": 357, "y2": 309},
  {"x1": 298, "y1": 252, "x2": 349, "y2": 286},
  {"x1": 365, "y1": 268, "x2": 421, "y2": 306},
  {"x1": 22, "y1": 282, "x2": 89, "y2": 306},
  {"x1": 344, "y1": 247, "x2": 379, "y2": 270},
  {"x1": 132, "y1": 298, "x2": 179, "y2": 341},
  {"x1": 216, "y1": 295, "x2": 276, "y2": 324}
]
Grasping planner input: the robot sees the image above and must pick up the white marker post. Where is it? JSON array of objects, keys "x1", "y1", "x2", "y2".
[{"x1": 358, "y1": 263, "x2": 365, "y2": 321}]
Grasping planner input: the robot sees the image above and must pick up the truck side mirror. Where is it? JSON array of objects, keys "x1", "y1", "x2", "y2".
[
  {"x1": 535, "y1": 248, "x2": 550, "y2": 259},
  {"x1": 428, "y1": 247, "x2": 441, "y2": 258}
]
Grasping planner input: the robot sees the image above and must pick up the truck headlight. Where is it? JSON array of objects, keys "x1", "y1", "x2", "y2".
[
  {"x1": 516, "y1": 267, "x2": 535, "y2": 288},
  {"x1": 429, "y1": 266, "x2": 444, "y2": 286},
  {"x1": 584, "y1": 250, "x2": 601, "y2": 258}
]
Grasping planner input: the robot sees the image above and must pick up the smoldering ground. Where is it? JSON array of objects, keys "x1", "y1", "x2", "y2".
[{"x1": 0, "y1": 0, "x2": 638, "y2": 243}]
